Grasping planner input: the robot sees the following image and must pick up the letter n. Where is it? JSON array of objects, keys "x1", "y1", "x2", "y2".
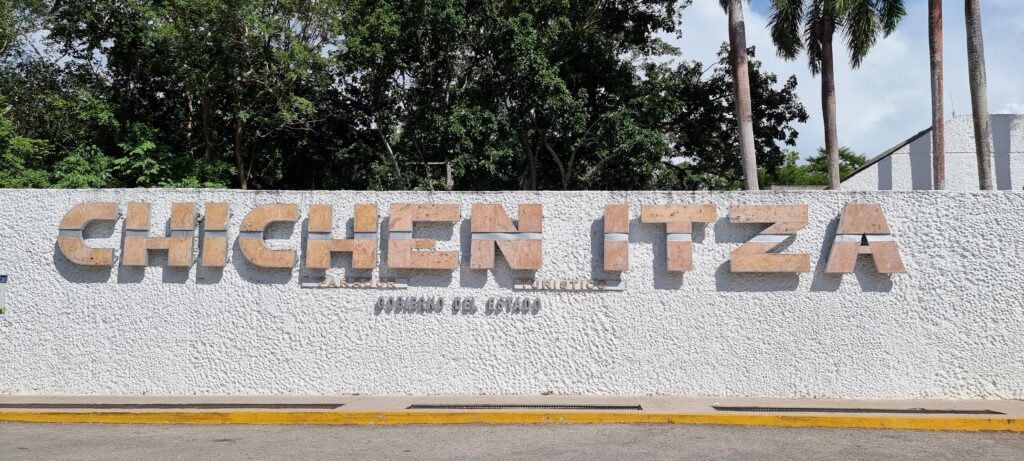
[{"x1": 470, "y1": 204, "x2": 542, "y2": 270}]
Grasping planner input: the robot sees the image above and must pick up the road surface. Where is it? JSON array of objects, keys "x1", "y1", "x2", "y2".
[{"x1": 1, "y1": 422, "x2": 1021, "y2": 460}]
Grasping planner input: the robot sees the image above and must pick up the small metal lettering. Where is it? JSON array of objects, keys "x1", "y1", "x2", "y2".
[
  {"x1": 302, "y1": 277, "x2": 407, "y2": 289},
  {"x1": 514, "y1": 278, "x2": 624, "y2": 292}
]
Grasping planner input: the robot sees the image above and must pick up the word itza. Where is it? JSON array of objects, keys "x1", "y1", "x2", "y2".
[{"x1": 57, "y1": 202, "x2": 905, "y2": 275}]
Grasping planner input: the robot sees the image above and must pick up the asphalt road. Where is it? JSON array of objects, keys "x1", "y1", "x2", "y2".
[{"x1": 1, "y1": 422, "x2": 1022, "y2": 460}]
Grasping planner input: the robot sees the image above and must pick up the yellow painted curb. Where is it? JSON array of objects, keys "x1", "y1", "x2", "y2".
[{"x1": 0, "y1": 411, "x2": 1020, "y2": 432}]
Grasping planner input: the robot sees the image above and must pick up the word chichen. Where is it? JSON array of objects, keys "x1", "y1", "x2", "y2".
[{"x1": 56, "y1": 201, "x2": 905, "y2": 275}]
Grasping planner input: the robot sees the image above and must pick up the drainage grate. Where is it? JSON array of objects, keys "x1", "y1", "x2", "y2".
[
  {"x1": 407, "y1": 404, "x2": 643, "y2": 411},
  {"x1": 713, "y1": 406, "x2": 1003, "y2": 415},
  {"x1": 0, "y1": 403, "x2": 344, "y2": 410}
]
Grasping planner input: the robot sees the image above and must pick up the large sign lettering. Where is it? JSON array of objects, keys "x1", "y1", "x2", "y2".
[{"x1": 56, "y1": 201, "x2": 906, "y2": 277}]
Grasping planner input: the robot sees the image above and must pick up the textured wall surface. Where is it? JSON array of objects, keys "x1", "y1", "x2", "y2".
[
  {"x1": 843, "y1": 114, "x2": 1024, "y2": 191},
  {"x1": 1, "y1": 189, "x2": 1022, "y2": 399}
]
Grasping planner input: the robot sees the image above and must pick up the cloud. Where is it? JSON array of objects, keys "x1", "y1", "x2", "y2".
[{"x1": 671, "y1": 0, "x2": 1024, "y2": 159}]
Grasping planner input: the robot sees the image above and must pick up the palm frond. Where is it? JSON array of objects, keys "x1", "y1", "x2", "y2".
[
  {"x1": 877, "y1": 0, "x2": 907, "y2": 35},
  {"x1": 768, "y1": 0, "x2": 805, "y2": 60},
  {"x1": 843, "y1": 0, "x2": 879, "y2": 68},
  {"x1": 802, "y1": 0, "x2": 824, "y2": 74}
]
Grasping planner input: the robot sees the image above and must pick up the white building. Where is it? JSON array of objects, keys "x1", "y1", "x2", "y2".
[{"x1": 842, "y1": 114, "x2": 1024, "y2": 190}]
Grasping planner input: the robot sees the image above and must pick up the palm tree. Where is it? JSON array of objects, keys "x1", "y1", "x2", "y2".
[
  {"x1": 721, "y1": 0, "x2": 758, "y2": 191},
  {"x1": 929, "y1": 0, "x2": 945, "y2": 189},
  {"x1": 965, "y1": 0, "x2": 993, "y2": 190},
  {"x1": 767, "y1": 0, "x2": 906, "y2": 190}
]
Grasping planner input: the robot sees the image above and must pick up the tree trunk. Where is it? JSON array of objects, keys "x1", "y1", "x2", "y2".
[
  {"x1": 377, "y1": 129, "x2": 407, "y2": 189},
  {"x1": 516, "y1": 130, "x2": 538, "y2": 190},
  {"x1": 965, "y1": 0, "x2": 993, "y2": 190},
  {"x1": 528, "y1": 147, "x2": 537, "y2": 190},
  {"x1": 819, "y1": 19, "x2": 842, "y2": 190},
  {"x1": 233, "y1": 116, "x2": 248, "y2": 190},
  {"x1": 185, "y1": 93, "x2": 194, "y2": 150},
  {"x1": 201, "y1": 91, "x2": 213, "y2": 161},
  {"x1": 929, "y1": 0, "x2": 945, "y2": 190},
  {"x1": 727, "y1": 0, "x2": 759, "y2": 191},
  {"x1": 542, "y1": 138, "x2": 569, "y2": 190}
]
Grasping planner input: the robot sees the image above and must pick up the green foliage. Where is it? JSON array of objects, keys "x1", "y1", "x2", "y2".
[
  {"x1": 806, "y1": 145, "x2": 867, "y2": 178},
  {"x1": 655, "y1": 45, "x2": 809, "y2": 189},
  {"x1": 768, "y1": 0, "x2": 906, "y2": 74},
  {"x1": 0, "y1": 96, "x2": 52, "y2": 187},
  {"x1": 761, "y1": 147, "x2": 867, "y2": 186},
  {"x1": 1, "y1": 0, "x2": 812, "y2": 191},
  {"x1": 53, "y1": 145, "x2": 112, "y2": 188}
]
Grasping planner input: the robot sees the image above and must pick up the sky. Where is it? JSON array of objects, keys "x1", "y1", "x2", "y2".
[{"x1": 668, "y1": 0, "x2": 1024, "y2": 159}]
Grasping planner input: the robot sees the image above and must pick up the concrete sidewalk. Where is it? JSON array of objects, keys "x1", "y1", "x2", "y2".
[{"x1": 1, "y1": 395, "x2": 1021, "y2": 432}]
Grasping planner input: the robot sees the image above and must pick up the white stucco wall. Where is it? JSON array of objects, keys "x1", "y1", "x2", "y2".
[
  {"x1": 843, "y1": 114, "x2": 1024, "y2": 191},
  {"x1": 1, "y1": 189, "x2": 1022, "y2": 399}
]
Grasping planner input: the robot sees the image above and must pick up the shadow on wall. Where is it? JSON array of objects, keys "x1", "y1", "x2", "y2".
[
  {"x1": 385, "y1": 218, "x2": 455, "y2": 288},
  {"x1": 116, "y1": 216, "x2": 190, "y2": 284},
  {"x1": 992, "y1": 115, "x2": 1013, "y2": 190},
  {"x1": 879, "y1": 115, "x2": 1019, "y2": 190},
  {"x1": 878, "y1": 155, "x2": 893, "y2": 190},
  {"x1": 877, "y1": 132, "x2": 932, "y2": 190},
  {"x1": 621, "y1": 217, "x2": 700, "y2": 290},
  {"x1": 233, "y1": 219, "x2": 295, "y2": 285},
  {"x1": 909, "y1": 134, "x2": 933, "y2": 190},
  {"x1": 53, "y1": 242, "x2": 112, "y2": 283},
  {"x1": 196, "y1": 221, "x2": 225, "y2": 285},
  {"x1": 53, "y1": 218, "x2": 117, "y2": 283},
  {"x1": 457, "y1": 218, "x2": 542, "y2": 289},
  {"x1": 809, "y1": 217, "x2": 893, "y2": 292},
  {"x1": 589, "y1": 218, "x2": 615, "y2": 283},
  {"x1": 588, "y1": 217, "x2": 692, "y2": 289},
  {"x1": 712, "y1": 217, "x2": 799, "y2": 292}
]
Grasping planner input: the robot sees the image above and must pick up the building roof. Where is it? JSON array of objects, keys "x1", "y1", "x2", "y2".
[{"x1": 839, "y1": 126, "x2": 933, "y2": 185}]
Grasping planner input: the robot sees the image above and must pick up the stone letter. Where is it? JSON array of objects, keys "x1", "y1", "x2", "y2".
[
  {"x1": 305, "y1": 204, "x2": 378, "y2": 270},
  {"x1": 825, "y1": 203, "x2": 906, "y2": 274},
  {"x1": 122, "y1": 202, "x2": 196, "y2": 267},
  {"x1": 729, "y1": 204, "x2": 810, "y2": 272},
  {"x1": 603, "y1": 204, "x2": 630, "y2": 272},
  {"x1": 58, "y1": 202, "x2": 119, "y2": 266},
  {"x1": 470, "y1": 204, "x2": 543, "y2": 270},
  {"x1": 239, "y1": 204, "x2": 298, "y2": 268},
  {"x1": 201, "y1": 203, "x2": 229, "y2": 267},
  {"x1": 387, "y1": 204, "x2": 460, "y2": 270},
  {"x1": 640, "y1": 204, "x2": 716, "y2": 272}
]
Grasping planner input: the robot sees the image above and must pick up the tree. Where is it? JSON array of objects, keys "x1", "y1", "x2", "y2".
[
  {"x1": 762, "y1": 146, "x2": 866, "y2": 187},
  {"x1": 0, "y1": 0, "x2": 46, "y2": 58},
  {"x1": 45, "y1": 0, "x2": 347, "y2": 189},
  {"x1": 721, "y1": 0, "x2": 758, "y2": 190},
  {"x1": 929, "y1": 0, "x2": 944, "y2": 189},
  {"x1": 3, "y1": 0, "x2": 809, "y2": 191},
  {"x1": 336, "y1": 0, "x2": 690, "y2": 191},
  {"x1": 656, "y1": 46, "x2": 809, "y2": 190},
  {"x1": 965, "y1": 0, "x2": 992, "y2": 190},
  {"x1": 767, "y1": 0, "x2": 905, "y2": 190}
]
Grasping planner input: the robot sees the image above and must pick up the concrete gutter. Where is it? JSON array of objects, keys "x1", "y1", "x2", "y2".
[{"x1": 0, "y1": 396, "x2": 1021, "y2": 432}]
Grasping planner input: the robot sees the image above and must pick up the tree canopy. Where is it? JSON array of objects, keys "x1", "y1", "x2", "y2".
[
  {"x1": 1, "y1": 0, "x2": 812, "y2": 190},
  {"x1": 763, "y1": 146, "x2": 867, "y2": 187}
]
